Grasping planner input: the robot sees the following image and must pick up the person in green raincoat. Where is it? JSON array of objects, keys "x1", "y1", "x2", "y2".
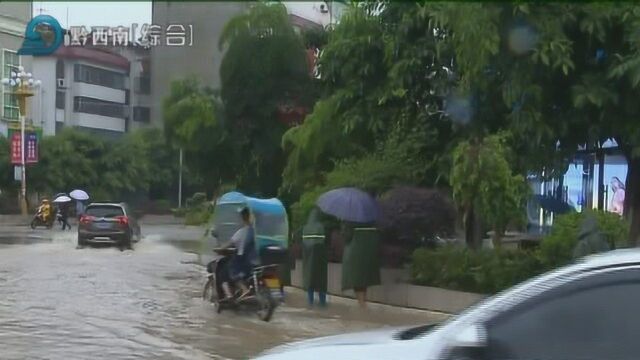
[
  {"x1": 302, "y1": 209, "x2": 328, "y2": 306},
  {"x1": 340, "y1": 221, "x2": 381, "y2": 308}
]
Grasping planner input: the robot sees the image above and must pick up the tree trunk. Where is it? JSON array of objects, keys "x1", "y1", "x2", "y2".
[
  {"x1": 464, "y1": 206, "x2": 483, "y2": 250},
  {"x1": 625, "y1": 156, "x2": 640, "y2": 246},
  {"x1": 492, "y1": 225, "x2": 504, "y2": 249}
]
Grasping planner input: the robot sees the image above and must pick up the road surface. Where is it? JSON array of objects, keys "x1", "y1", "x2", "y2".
[{"x1": 0, "y1": 223, "x2": 445, "y2": 359}]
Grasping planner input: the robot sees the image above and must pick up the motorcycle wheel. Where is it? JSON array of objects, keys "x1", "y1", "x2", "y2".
[
  {"x1": 255, "y1": 287, "x2": 276, "y2": 322},
  {"x1": 30, "y1": 219, "x2": 37, "y2": 230},
  {"x1": 202, "y1": 277, "x2": 216, "y2": 303}
]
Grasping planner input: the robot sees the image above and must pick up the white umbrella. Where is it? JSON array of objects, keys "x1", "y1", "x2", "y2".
[
  {"x1": 53, "y1": 195, "x2": 72, "y2": 203},
  {"x1": 70, "y1": 189, "x2": 89, "y2": 201}
]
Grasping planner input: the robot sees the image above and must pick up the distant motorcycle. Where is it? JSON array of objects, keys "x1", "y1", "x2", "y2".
[
  {"x1": 203, "y1": 247, "x2": 282, "y2": 322},
  {"x1": 30, "y1": 210, "x2": 54, "y2": 229}
]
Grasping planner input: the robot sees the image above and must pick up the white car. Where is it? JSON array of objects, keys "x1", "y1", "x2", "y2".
[{"x1": 258, "y1": 248, "x2": 640, "y2": 360}]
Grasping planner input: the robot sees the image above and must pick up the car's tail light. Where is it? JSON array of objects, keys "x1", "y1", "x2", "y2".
[
  {"x1": 116, "y1": 216, "x2": 129, "y2": 226},
  {"x1": 80, "y1": 215, "x2": 95, "y2": 224}
]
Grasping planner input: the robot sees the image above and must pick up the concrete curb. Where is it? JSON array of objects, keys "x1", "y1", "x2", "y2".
[
  {"x1": 290, "y1": 260, "x2": 486, "y2": 314},
  {"x1": 284, "y1": 286, "x2": 452, "y2": 319}
]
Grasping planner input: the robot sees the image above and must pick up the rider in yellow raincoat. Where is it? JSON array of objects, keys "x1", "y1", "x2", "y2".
[{"x1": 37, "y1": 199, "x2": 52, "y2": 222}]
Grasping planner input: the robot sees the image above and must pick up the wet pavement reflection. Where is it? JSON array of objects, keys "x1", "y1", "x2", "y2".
[{"x1": 0, "y1": 225, "x2": 443, "y2": 359}]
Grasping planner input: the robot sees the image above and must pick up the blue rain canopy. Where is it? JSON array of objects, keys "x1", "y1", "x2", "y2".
[{"x1": 213, "y1": 191, "x2": 289, "y2": 249}]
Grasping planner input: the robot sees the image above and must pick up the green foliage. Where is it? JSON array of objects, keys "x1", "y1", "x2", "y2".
[
  {"x1": 186, "y1": 192, "x2": 207, "y2": 209},
  {"x1": 282, "y1": 3, "x2": 455, "y2": 218},
  {"x1": 288, "y1": 124, "x2": 428, "y2": 230},
  {"x1": 411, "y1": 246, "x2": 544, "y2": 294},
  {"x1": 451, "y1": 133, "x2": 529, "y2": 243},
  {"x1": 181, "y1": 192, "x2": 211, "y2": 226},
  {"x1": 184, "y1": 208, "x2": 212, "y2": 226},
  {"x1": 163, "y1": 77, "x2": 233, "y2": 194},
  {"x1": 219, "y1": 2, "x2": 311, "y2": 197},
  {"x1": 538, "y1": 211, "x2": 629, "y2": 269},
  {"x1": 29, "y1": 128, "x2": 175, "y2": 202},
  {"x1": 0, "y1": 135, "x2": 14, "y2": 192}
]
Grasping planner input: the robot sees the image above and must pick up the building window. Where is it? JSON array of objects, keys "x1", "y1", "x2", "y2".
[
  {"x1": 73, "y1": 96, "x2": 125, "y2": 118},
  {"x1": 73, "y1": 64, "x2": 126, "y2": 90},
  {"x1": 56, "y1": 59, "x2": 64, "y2": 79},
  {"x1": 56, "y1": 91, "x2": 65, "y2": 109},
  {"x1": 133, "y1": 106, "x2": 150, "y2": 123},
  {"x1": 125, "y1": 89, "x2": 130, "y2": 105},
  {"x1": 3, "y1": 50, "x2": 20, "y2": 120},
  {"x1": 135, "y1": 76, "x2": 150, "y2": 94}
]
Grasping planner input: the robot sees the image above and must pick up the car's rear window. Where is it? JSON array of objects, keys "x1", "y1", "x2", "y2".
[{"x1": 85, "y1": 206, "x2": 124, "y2": 218}]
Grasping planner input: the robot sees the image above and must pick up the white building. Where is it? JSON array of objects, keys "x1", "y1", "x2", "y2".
[
  {"x1": 150, "y1": 1, "x2": 346, "y2": 128},
  {"x1": 32, "y1": 42, "x2": 151, "y2": 138},
  {"x1": 0, "y1": 2, "x2": 33, "y2": 137}
]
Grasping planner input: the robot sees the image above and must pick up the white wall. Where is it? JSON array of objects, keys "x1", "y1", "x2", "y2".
[
  {"x1": 74, "y1": 82, "x2": 125, "y2": 104},
  {"x1": 32, "y1": 57, "x2": 129, "y2": 135},
  {"x1": 75, "y1": 113, "x2": 125, "y2": 132},
  {"x1": 31, "y1": 57, "x2": 57, "y2": 136}
]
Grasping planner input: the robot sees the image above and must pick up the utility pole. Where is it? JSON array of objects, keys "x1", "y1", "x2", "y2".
[
  {"x1": 2, "y1": 69, "x2": 40, "y2": 215},
  {"x1": 178, "y1": 148, "x2": 183, "y2": 208}
]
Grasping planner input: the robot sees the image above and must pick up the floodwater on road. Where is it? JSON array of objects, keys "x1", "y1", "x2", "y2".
[{"x1": 0, "y1": 225, "x2": 443, "y2": 359}]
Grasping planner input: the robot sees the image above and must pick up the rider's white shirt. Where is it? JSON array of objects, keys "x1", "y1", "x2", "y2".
[{"x1": 231, "y1": 226, "x2": 249, "y2": 256}]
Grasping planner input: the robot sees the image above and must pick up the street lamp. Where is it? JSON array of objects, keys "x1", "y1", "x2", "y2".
[{"x1": 2, "y1": 67, "x2": 41, "y2": 216}]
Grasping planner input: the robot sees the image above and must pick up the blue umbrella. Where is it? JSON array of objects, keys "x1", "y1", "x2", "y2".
[{"x1": 316, "y1": 187, "x2": 379, "y2": 223}]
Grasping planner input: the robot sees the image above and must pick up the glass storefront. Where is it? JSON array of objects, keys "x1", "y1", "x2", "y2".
[{"x1": 527, "y1": 144, "x2": 627, "y2": 233}]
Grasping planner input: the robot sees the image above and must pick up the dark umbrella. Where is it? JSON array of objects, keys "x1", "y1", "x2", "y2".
[{"x1": 316, "y1": 187, "x2": 379, "y2": 223}]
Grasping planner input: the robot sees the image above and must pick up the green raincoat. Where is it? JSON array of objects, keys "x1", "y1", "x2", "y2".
[{"x1": 341, "y1": 226, "x2": 381, "y2": 291}]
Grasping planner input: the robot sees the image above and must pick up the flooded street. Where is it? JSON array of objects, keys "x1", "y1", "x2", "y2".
[{"x1": 0, "y1": 224, "x2": 444, "y2": 359}]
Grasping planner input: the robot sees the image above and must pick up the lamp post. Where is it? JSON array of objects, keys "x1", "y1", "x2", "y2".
[{"x1": 2, "y1": 67, "x2": 41, "y2": 216}]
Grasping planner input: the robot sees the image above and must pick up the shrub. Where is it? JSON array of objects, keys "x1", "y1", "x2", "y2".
[
  {"x1": 184, "y1": 208, "x2": 211, "y2": 226},
  {"x1": 411, "y1": 246, "x2": 543, "y2": 294},
  {"x1": 186, "y1": 192, "x2": 207, "y2": 209},
  {"x1": 172, "y1": 208, "x2": 188, "y2": 218},
  {"x1": 378, "y1": 187, "x2": 456, "y2": 248},
  {"x1": 538, "y1": 210, "x2": 629, "y2": 269}
]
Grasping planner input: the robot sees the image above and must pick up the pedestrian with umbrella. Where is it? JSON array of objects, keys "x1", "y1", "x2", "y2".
[
  {"x1": 53, "y1": 195, "x2": 72, "y2": 230},
  {"x1": 317, "y1": 187, "x2": 381, "y2": 308},
  {"x1": 70, "y1": 189, "x2": 89, "y2": 218}
]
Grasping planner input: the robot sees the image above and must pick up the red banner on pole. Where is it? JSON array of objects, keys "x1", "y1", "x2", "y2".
[{"x1": 10, "y1": 133, "x2": 21, "y2": 165}]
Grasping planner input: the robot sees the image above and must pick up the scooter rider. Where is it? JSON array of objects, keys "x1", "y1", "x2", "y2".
[
  {"x1": 36, "y1": 199, "x2": 52, "y2": 222},
  {"x1": 221, "y1": 206, "x2": 258, "y2": 300}
]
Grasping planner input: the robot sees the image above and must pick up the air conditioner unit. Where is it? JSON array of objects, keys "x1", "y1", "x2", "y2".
[{"x1": 56, "y1": 78, "x2": 67, "y2": 88}]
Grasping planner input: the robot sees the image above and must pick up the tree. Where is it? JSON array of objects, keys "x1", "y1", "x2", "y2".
[
  {"x1": 451, "y1": 133, "x2": 529, "y2": 248},
  {"x1": 219, "y1": 2, "x2": 312, "y2": 197},
  {"x1": 430, "y1": 3, "x2": 640, "y2": 245},
  {"x1": 281, "y1": 3, "x2": 454, "y2": 205},
  {"x1": 0, "y1": 135, "x2": 14, "y2": 193},
  {"x1": 126, "y1": 128, "x2": 178, "y2": 200},
  {"x1": 29, "y1": 128, "x2": 176, "y2": 202},
  {"x1": 163, "y1": 77, "x2": 233, "y2": 196},
  {"x1": 30, "y1": 129, "x2": 105, "y2": 195}
]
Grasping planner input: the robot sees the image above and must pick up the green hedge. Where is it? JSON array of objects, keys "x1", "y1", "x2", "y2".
[
  {"x1": 184, "y1": 209, "x2": 211, "y2": 226},
  {"x1": 411, "y1": 210, "x2": 629, "y2": 294},
  {"x1": 411, "y1": 246, "x2": 543, "y2": 294},
  {"x1": 538, "y1": 210, "x2": 628, "y2": 269}
]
